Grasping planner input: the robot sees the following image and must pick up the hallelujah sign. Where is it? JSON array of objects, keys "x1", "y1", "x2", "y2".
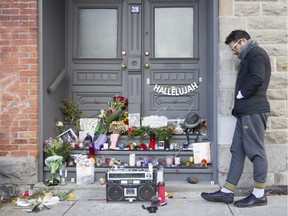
[{"x1": 153, "y1": 82, "x2": 199, "y2": 96}]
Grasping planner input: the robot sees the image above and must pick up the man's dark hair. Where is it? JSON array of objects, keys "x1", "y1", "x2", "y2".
[{"x1": 225, "y1": 30, "x2": 251, "y2": 44}]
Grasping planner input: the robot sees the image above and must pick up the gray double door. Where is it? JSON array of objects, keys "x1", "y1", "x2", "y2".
[{"x1": 67, "y1": 0, "x2": 207, "y2": 120}]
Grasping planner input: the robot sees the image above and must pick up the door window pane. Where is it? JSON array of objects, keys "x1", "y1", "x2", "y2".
[
  {"x1": 79, "y1": 9, "x2": 117, "y2": 58},
  {"x1": 155, "y1": 8, "x2": 193, "y2": 58}
]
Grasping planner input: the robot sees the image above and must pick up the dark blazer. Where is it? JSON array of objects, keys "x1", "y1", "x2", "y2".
[{"x1": 232, "y1": 46, "x2": 271, "y2": 117}]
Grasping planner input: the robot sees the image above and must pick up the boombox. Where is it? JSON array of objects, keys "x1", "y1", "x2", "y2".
[{"x1": 106, "y1": 167, "x2": 157, "y2": 202}]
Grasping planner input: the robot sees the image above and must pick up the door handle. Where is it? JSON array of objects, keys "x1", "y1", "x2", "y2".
[
  {"x1": 144, "y1": 64, "x2": 150, "y2": 69},
  {"x1": 121, "y1": 64, "x2": 127, "y2": 70},
  {"x1": 144, "y1": 51, "x2": 149, "y2": 56}
]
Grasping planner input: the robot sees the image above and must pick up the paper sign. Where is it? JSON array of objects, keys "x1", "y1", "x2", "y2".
[{"x1": 142, "y1": 115, "x2": 168, "y2": 128}]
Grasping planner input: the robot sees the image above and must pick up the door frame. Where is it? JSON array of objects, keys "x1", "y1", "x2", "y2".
[{"x1": 38, "y1": 0, "x2": 219, "y2": 183}]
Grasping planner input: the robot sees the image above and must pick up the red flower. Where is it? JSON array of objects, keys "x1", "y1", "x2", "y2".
[
  {"x1": 139, "y1": 143, "x2": 147, "y2": 150},
  {"x1": 123, "y1": 119, "x2": 129, "y2": 125},
  {"x1": 114, "y1": 95, "x2": 124, "y2": 101},
  {"x1": 128, "y1": 127, "x2": 134, "y2": 133}
]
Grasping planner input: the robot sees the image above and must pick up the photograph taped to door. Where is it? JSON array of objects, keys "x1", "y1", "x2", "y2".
[{"x1": 193, "y1": 142, "x2": 211, "y2": 164}]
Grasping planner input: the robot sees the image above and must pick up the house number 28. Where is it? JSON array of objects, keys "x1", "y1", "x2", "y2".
[{"x1": 131, "y1": 6, "x2": 140, "y2": 14}]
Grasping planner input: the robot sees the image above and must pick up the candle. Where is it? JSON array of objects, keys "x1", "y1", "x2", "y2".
[
  {"x1": 65, "y1": 169, "x2": 67, "y2": 178},
  {"x1": 174, "y1": 157, "x2": 181, "y2": 165},
  {"x1": 189, "y1": 156, "x2": 194, "y2": 163},
  {"x1": 60, "y1": 169, "x2": 62, "y2": 176},
  {"x1": 129, "y1": 154, "x2": 135, "y2": 166},
  {"x1": 166, "y1": 156, "x2": 173, "y2": 166}
]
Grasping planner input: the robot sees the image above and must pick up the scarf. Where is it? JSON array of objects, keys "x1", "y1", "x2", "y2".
[
  {"x1": 239, "y1": 39, "x2": 259, "y2": 61},
  {"x1": 235, "y1": 39, "x2": 259, "y2": 96}
]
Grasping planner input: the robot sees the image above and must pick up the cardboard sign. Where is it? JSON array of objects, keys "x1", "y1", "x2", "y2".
[
  {"x1": 142, "y1": 115, "x2": 168, "y2": 128},
  {"x1": 76, "y1": 161, "x2": 94, "y2": 185},
  {"x1": 192, "y1": 142, "x2": 211, "y2": 164},
  {"x1": 79, "y1": 118, "x2": 99, "y2": 131}
]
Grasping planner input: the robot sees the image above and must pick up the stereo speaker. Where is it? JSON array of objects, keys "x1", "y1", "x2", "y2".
[
  {"x1": 107, "y1": 185, "x2": 124, "y2": 201},
  {"x1": 106, "y1": 184, "x2": 156, "y2": 202},
  {"x1": 138, "y1": 184, "x2": 155, "y2": 201}
]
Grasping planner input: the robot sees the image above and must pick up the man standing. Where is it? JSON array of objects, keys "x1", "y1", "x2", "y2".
[{"x1": 201, "y1": 30, "x2": 271, "y2": 208}]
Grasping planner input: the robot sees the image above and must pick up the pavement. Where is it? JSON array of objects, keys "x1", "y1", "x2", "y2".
[{"x1": 0, "y1": 181, "x2": 287, "y2": 216}]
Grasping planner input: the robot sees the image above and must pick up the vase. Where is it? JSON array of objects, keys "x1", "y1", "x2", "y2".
[
  {"x1": 110, "y1": 134, "x2": 120, "y2": 149},
  {"x1": 93, "y1": 134, "x2": 107, "y2": 151}
]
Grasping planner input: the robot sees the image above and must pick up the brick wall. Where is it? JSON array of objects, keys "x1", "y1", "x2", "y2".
[
  {"x1": 218, "y1": 0, "x2": 288, "y2": 186},
  {"x1": 0, "y1": 1, "x2": 39, "y2": 157}
]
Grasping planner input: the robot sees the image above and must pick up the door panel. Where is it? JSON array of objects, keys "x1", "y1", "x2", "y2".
[
  {"x1": 143, "y1": 0, "x2": 206, "y2": 119},
  {"x1": 67, "y1": 0, "x2": 206, "y2": 120},
  {"x1": 67, "y1": 0, "x2": 128, "y2": 117}
]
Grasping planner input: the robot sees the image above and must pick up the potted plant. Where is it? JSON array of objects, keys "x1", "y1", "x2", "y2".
[
  {"x1": 43, "y1": 137, "x2": 71, "y2": 162},
  {"x1": 127, "y1": 126, "x2": 151, "y2": 141},
  {"x1": 59, "y1": 97, "x2": 85, "y2": 129},
  {"x1": 155, "y1": 125, "x2": 175, "y2": 145}
]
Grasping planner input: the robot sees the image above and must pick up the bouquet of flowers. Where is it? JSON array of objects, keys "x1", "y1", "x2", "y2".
[
  {"x1": 109, "y1": 121, "x2": 129, "y2": 134},
  {"x1": 93, "y1": 96, "x2": 128, "y2": 150},
  {"x1": 94, "y1": 95, "x2": 128, "y2": 136},
  {"x1": 43, "y1": 137, "x2": 71, "y2": 161},
  {"x1": 127, "y1": 126, "x2": 151, "y2": 141}
]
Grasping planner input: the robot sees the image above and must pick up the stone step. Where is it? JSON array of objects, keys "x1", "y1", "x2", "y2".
[{"x1": 31, "y1": 181, "x2": 219, "y2": 201}]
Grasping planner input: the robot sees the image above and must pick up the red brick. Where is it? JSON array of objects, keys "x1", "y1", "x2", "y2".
[
  {"x1": 19, "y1": 83, "x2": 37, "y2": 89},
  {"x1": 0, "y1": 21, "x2": 19, "y2": 27},
  {"x1": 19, "y1": 46, "x2": 37, "y2": 52},
  {"x1": 20, "y1": 58, "x2": 37, "y2": 64},
  {"x1": 11, "y1": 151, "x2": 28, "y2": 156},
  {"x1": 0, "y1": 145, "x2": 18, "y2": 151},
  {"x1": 11, "y1": 126, "x2": 29, "y2": 132},
  {"x1": 0, "y1": 3, "x2": 11, "y2": 8},
  {"x1": 11, "y1": 65, "x2": 29, "y2": 70},
  {"x1": 29, "y1": 151, "x2": 38, "y2": 157},
  {"x1": 20, "y1": 9, "x2": 37, "y2": 15},
  {"x1": 11, "y1": 3, "x2": 29, "y2": 8},
  {"x1": 12, "y1": 139, "x2": 28, "y2": 144},
  {"x1": 29, "y1": 125, "x2": 38, "y2": 131},
  {"x1": 20, "y1": 33, "x2": 37, "y2": 39},
  {"x1": 2, "y1": 9, "x2": 20, "y2": 15},
  {"x1": 0, "y1": 16, "x2": 11, "y2": 21},
  {"x1": 20, "y1": 144, "x2": 37, "y2": 150},
  {"x1": 19, "y1": 70, "x2": 37, "y2": 76}
]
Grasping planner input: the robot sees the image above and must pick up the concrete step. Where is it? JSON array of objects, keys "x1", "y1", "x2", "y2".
[{"x1": 32, "y1": 181, "x2": 219, "y2": 201}]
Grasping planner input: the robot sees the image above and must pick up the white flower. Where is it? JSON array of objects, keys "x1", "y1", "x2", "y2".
[
  {"x1": 99, "y1": 109, "x2": 106, "y2": 118},
  {"x1": 56, "y1": 121, "x2": 64, "y2": 127}
]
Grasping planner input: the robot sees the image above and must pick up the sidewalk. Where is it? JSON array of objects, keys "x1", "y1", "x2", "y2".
[{"x1": 1, "y1": 182, "x2": 287, "y2": 216}]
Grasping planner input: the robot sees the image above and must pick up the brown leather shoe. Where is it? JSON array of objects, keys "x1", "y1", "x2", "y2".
[
  {"x1": 234, "y1": 194, "x2": 267, "y2": 208},
  {"x1": 201, "y1": 190, "x2": 234, "y2": 204}
]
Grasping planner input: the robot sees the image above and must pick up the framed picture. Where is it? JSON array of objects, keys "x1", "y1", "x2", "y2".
[
  {"x1": 158, "y1": 141, "x2": 165, "y2": 150},
  {"x1": 128, "y1": 113, "x2": 141, "y2": 127},
  {"x1": 58, "y1": 128, "x2": 78, "y2": 143}
]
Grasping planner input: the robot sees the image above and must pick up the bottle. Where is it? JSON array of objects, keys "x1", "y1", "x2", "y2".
[
  {"x1": 89, "y1": 142, "x2": 94, "y2": 157},
  {"x1": 158, "y1": 181, "x2": 165, "y2": 204},
  {"x1": 150, "y1": 131, "x2": 155, "y2": 149}
]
